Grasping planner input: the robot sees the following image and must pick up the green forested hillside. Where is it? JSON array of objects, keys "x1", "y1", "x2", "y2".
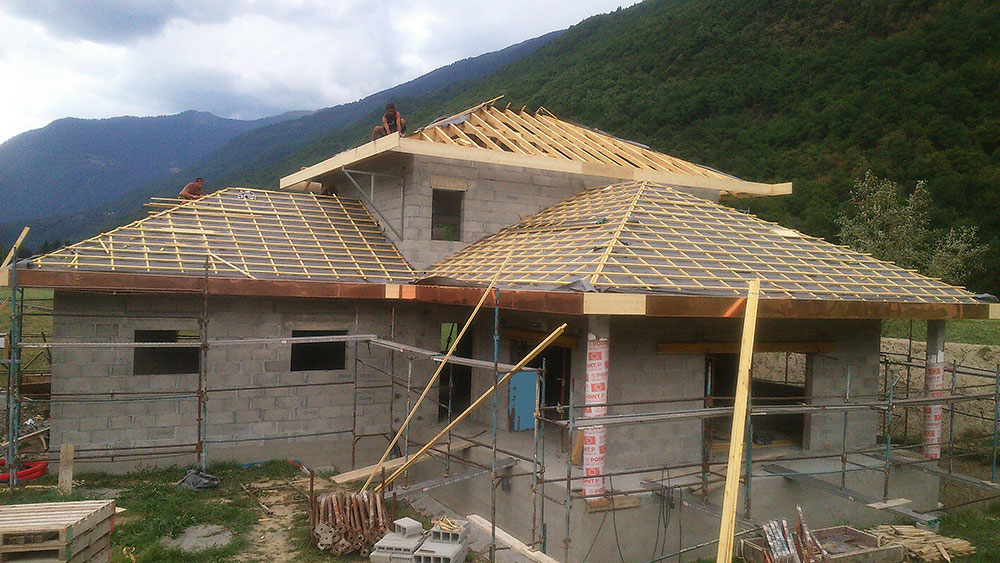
[
  {"x1": 241, "y1": 0, "x2": 1000, "y2": 291},
  {"x1": 8, "y1": 0, "x2": 999, "y2": 294}
]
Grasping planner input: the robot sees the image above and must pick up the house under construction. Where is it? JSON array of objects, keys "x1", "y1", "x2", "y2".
[{"x1": 5, "y1": 99, "x2": 1000, "y2": 561}]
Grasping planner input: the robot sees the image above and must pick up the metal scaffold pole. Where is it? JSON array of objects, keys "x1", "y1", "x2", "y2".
[
  {"x1": 563, "y1": 383, "x2": 574, "y2": 563},
  {"x1": 6, "y1": 259, "x2": 22, "y2": 488},
  {"x1": 994, "y1": 364, "x2": 999, "y2": 483},
  {"x1": 198, "y1": 259, "x2": 209, "y2": 471},
  {"x1": 883, "y1": 367, "x2": 896, "y2": 501},
  {"x1": 490, "y1": 288, "x2": 499, "y2": 563}
]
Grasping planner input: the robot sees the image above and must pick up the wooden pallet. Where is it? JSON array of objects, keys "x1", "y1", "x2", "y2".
[
  {"x1": 0, "y1": 500, "x2": 114, "y2": 562},
  {"x1": 868, "y1": 525, "x2": 975, "y2": 562}
]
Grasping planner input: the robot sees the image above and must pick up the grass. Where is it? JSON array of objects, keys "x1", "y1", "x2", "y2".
[
  {"x1": 882, "y1": 319, "x2": 1000, "y2": 346},
  {"x1": 939, "y1": 502, "x2": 1000, "y2": 562},
  {"x1": 0, "y1": 460, "x2": 301, "y2": 563},
  {"x1": 1, "y1": 287, "x2": 54, "y2": 388}
]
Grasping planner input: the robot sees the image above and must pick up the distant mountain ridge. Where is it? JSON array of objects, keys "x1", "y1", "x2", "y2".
[
  {"x1": 0, "y1": 110, "x2": 304, "y2": 224},
  {"x1": 0, "y1": 31, "x2": 561, "y2": 251}
]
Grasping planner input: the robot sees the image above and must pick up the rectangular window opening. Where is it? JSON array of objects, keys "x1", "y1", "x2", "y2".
[
  {"x1": 134, "y1": 329, "x2": 200, "y2": 375},
  {"x1": 432, "y1": 189, "x2": 463, "y2": 241},
  {"x1": 290, "y1": 330, "x2": 347, "y2": 371}
]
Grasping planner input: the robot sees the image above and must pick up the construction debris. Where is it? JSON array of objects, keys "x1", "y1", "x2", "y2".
[
  {"x1": 313, "y1": 490, "x2": 388, "y2": 557},
  {"x1": 742, "y1": 520, "x2": 905, "y2": 563},
  {"x1": 868, "y1": 525, "x2": 975, "y2": 561}
]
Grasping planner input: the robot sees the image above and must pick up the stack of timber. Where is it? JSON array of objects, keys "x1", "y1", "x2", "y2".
[
  {"x1": 868, "y1": 525, "x2": 975, "y2": 561},
  {"x1": 312, "y1": 491, "x2": 388, "y2": 557},
  {"x1": 0, "y1": 500, "x2": 114, "y2": 562}
]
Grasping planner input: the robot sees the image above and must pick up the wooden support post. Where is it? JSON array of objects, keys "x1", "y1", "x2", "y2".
[
  {"x1": 58, "y1": 443, "x2": 74, "y2": 495},
  {"x1": 715, "y1": 280, "x2": 761, "y2": 563},
  {"x1": 377, "y1": 323, "x2": 567, "y2": 493},
  {"x1": 361, "y1": 251, "x2": 512, "y2": 491}
]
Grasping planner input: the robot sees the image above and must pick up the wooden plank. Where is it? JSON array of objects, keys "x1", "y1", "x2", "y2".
[
  {"x1": 467, "y1": 514, "x2": 559, "y2": 563},
  {"x1": 360, "y1": 254, "x2": 512, "y2": 490},
  {"x1": 332, "y1": 441, "x2": 474, "y2": 484},
  {"x1": 1, "y1": 227, "x2": 30, "y2": 271},
  {"x1": 58, "y1": 444, "x2": 74, "y2": 495},
  {"x1": 378, "y1": 323, "x2": 567, "y2": 492},
  {"x1": 501, "y1": 329, "x2": 578, "y2": 349},
  {"x1": 657, "y1": 341, "x2": 836, "y2": 354},
  {"x1": 716, "y1": 279, "x2": 761, "y2": 563}
]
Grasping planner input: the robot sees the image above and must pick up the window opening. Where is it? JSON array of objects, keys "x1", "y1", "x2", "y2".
[
  {"x1": 290, "y1": 330, "x2": 347, "y2": 371},
  {"x1": 134, "y1": 329, "x2": 200, "y2": 375},
  {"x1": 432, "y1": 189, "x2": 463, "y2": 241}
]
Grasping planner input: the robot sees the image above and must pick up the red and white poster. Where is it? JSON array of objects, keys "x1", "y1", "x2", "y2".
[
  {"x1": 582, "y1": 426, "x2": 606, "y2": 496},
  {"x1": 923, "y1": 361, "x2": 945, "y2": 459},
  {"x1": 583, "y1": 334, "x2": 609, "y2": 497}
]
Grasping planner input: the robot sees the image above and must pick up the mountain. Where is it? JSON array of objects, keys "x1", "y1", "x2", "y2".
[
  {"x1": 0, "y1": 110, "x2": 304, "y2": 225},
  {"x1": 0, "y1": 31, "x2": 562, "y2": 251},
  {"x1": 6, "y1": 1, "x2": 999, "y2": 293}
]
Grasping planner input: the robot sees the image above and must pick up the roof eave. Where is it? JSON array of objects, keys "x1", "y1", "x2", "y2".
[
  {"x1": 19, "y1": 269, "x2": 994, "y2": 320},
  {"x1": 279, "y1": 135, "x2": 792, "y2": 197}
]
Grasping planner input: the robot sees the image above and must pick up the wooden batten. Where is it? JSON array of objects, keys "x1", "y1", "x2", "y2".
[{"x1": 657, "y1": 341, "x2": 836, "y2": 355}]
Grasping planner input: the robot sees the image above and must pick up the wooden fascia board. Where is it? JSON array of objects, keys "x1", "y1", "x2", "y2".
[
  {"x1": 279, "y1": 133, "x2": 402, "y2": 190},
  {"x1": 397, "y1": 137, "x2": 791, "y2": 196},
  {"x1": 645, "y1": 294, "x2": 991, "y2": 320},
  {"x1": 17, "y1": 269, "x2": 388, "y2": 300},
  {"x1": 19, "y1": 269, "x2": 988, "y2": 320}
]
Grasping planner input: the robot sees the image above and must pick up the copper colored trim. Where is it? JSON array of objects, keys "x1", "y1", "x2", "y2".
[{"x1": 18, "y1": 269, "x2": 991, "y2": 320}]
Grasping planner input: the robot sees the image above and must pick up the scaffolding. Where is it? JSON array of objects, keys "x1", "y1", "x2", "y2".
[
  {"x1": 4, "y1": 263, "x2": 1000, "y2": 562},
  {"x1": 519, "y1": 346, "x2": 1000, "y2": 561}
]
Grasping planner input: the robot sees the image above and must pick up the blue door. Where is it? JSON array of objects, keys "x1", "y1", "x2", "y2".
[{"x1": 508, "y1": 371, "x2": 536, "y2": 432}]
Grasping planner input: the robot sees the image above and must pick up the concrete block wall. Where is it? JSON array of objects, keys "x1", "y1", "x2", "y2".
[
  {"x1": 49, "y1": 292, "x2": 446, "y2": 470},
  {"x1": 798, "y1": 319, "x2": 881, "y2": 451},
  {"x1": 602, "y1": 317, "x2": 705, "y2": 469},
  {"x1": 51, "y1": 292, "x2": 201, "y2": 462}
]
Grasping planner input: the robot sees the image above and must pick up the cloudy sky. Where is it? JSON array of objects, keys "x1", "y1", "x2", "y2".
[{"x1": 0, "y1": 1, "x2": 634, "y2": 144}]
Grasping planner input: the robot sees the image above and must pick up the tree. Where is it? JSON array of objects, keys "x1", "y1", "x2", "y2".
[
  {"x1": 926, "y1": 225, "x2": 987, "y2": 287},
  {"x1": 836, "y1": 170, "x2": 930, "y2": 271},
  {"x1": 837, "y1": 170, "x2": 986, "y2": 287}
]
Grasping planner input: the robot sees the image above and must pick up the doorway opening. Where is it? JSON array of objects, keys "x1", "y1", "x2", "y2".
[
  {"x1": 438, "y1": 322, "x2": 472, "y2": 421},
  {"x1": 707, "y1": 352, "x2": 807, "y2": 448}
]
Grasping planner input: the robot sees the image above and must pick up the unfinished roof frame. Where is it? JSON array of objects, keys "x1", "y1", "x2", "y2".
[{"x1": 279, "y1": 99, "x2": 792, "y2": 198}]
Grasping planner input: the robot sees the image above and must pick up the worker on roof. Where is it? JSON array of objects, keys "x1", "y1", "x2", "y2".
[
  {"x1": 372, "y1": 103, "x2": 406, "y2": 141},
  {"x1": 179, "y1": 177, "x2": 205, "y2": 199}
]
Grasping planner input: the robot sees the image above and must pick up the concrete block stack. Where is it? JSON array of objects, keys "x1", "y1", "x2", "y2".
[
  {"x1": 412, "y1": 519, "x2": 469, "y2": 563},
  {"x1": 370, "y1": 517, "x2": 426, "y2": 563}
]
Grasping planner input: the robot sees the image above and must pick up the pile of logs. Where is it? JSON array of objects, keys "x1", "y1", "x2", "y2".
[
  {"x1": 312, "y1": 490, "x2": 389, "y2": 557},
  {"x1": 868, "y1": 525, "x2": 975, "y2": 561}
]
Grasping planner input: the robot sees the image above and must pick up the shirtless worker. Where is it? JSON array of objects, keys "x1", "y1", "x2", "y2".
[
  {"x1": 179, "y1": 177, "x2": 205, "y2": 199},
  {"x1": 371, "y1": 103, "x2": 406, "y2": 141}
]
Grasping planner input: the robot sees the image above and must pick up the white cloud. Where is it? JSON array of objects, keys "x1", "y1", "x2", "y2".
[{"x1": 0, "y1": 1, "x2": 634, "y2": 143}]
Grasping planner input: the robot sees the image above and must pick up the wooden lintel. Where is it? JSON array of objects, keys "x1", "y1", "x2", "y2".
[
  {"x1": 502, "y1": 328, "x2": 578, "y2": 349},
  {"x1": 585, "y1": 494, "x2": 641, "y2": 512},
  {"x1": 657, "y1": 341, "x2": 836, "y2": 355}
]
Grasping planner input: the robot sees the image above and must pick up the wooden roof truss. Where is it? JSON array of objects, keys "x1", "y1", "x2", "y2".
[
  {"x1": 32, "y1": 188, "x2": 414, "y2": 283},
  {"x1": 426, "y1": 181, "x2": 979, "y2": 304},
  {"x1": 413, "y1": 101, "x2": 733, "y2": 181}
]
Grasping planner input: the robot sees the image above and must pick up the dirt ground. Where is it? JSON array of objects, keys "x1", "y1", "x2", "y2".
[{"x1": 234, "y1": 474, "x2": 337, "y2": 563}]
